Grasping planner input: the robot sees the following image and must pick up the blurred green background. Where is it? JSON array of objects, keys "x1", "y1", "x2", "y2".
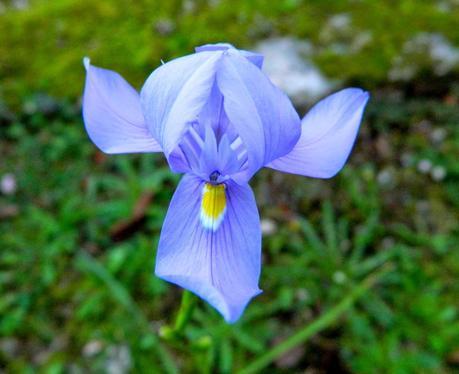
[{"x1": 1, "y1": 0, "x2": 459, "y2": 373}]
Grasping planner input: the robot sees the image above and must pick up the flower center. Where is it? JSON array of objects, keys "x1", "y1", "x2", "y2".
[
  {"x1": 172, "y1": 122, "x2": 248, "y2": 183},
  {"x1": 200, "y1": 182, "x2": 227, "y2": 231},
  {"x1": 209, "y1": 170, "x2": 220, "y2": 183}
]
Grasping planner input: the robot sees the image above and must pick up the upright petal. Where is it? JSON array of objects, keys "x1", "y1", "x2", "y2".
[
  {"x1": 198, "y1": 124, "x2": 219, "y2": 177},
  {"x1": 216, "y1": 49, "x2": 301, "y2": 180},
  {"x1": 267, "y1": 88, "x2": 370, "y2": 178},
  {"x1": 155, "y1": 174, "x2": 261, "y2": 323},
  {"x1": 195, "y1": 43, "x2": 264, "y2": 69},
  {"x1": 82, "y1": 58, "x2": 161, "y2": 154},
  {"x1": 140, "y1": 51, "x2": 222, "y2": 156}
]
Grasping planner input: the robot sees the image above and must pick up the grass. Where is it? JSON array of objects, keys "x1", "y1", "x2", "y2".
[{"x1": 1, "y1": 93, "x2": 459, "y2": 372}]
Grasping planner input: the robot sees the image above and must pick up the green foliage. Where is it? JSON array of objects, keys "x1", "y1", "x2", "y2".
[{"x1": 1, "y1": 94, "x2": 459, "y2": 372}]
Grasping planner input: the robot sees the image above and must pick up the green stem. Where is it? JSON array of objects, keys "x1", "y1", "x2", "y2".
[
  {"x1": 238, "y1": 264, "x2": 392, "y2": 374},
  {"x1": 174, "y1": 290, "x2": 196, "y2": 334},
  {"x1": 161, "y1": 290, "x2": 197, "y2": 341}
]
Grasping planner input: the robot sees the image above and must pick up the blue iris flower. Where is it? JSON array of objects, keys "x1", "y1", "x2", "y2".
[{"x1": 82, "y1": 43, "x2": 369, "y2": 323}]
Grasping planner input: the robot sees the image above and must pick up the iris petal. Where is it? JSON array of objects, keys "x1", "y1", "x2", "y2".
[
  {"x1": 267, "y1": 88, "x2": 370, "y2": 178},
  {"x1": 155, "y1": 174, "x2": 261, "y2": 323},
  {"x1": 140, "y1": 51, "x2": 222, "y2": 157},
  {"x1": 216, "y1": 49, "x2": 301, "y2": 181},
  {"x1": 195, "y1": 43, "x2": 264, "y2": 69},
  {"x1": 82, "y1": 58, "x2": 161, "y2": 154}
]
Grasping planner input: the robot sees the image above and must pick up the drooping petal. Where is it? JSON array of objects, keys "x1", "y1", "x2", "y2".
[
  {"x1": 216, "y1": 49, "x2": 301, "y2": 180},
  {"x1": 140, "y1": 51, "x2": 223, "y2": 156},
  {"x1": 155, "y1": 174, "x2": 261, "y2": 323},
  {"x1": 82, "y1": 58, "x2": 161, "y2": 154},
  {"x1": 267, "y1": 88, "x2": 370, "y2": 178}
]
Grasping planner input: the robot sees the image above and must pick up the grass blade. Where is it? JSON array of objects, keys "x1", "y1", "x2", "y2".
[{"x1": 238, "y1": 264, "x2": 392, "y2": 374}]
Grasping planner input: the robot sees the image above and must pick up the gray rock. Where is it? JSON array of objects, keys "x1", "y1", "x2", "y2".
[{"x1": 255, "y1": 37, "x2": 336, "y2": 105}]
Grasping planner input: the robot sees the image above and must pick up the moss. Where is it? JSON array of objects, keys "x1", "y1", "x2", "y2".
[{"x1": 1, "y1": 0, "x2": 459, "y2": 106}]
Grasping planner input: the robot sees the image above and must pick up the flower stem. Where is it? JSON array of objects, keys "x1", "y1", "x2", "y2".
[
  {"x1": 174, "y1": 290, "x2": 196, "y2": 334},
  {"x1": 238, "y1": 264, "x2": 392, "y2": 374},
  {"x1": 160, "y1": 290, "x2": 196, "y2": 341}
]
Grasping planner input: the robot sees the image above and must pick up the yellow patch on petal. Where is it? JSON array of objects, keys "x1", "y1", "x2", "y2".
[{"x1": 200, "y1": 183, "x2": 227, "y2": 231}]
